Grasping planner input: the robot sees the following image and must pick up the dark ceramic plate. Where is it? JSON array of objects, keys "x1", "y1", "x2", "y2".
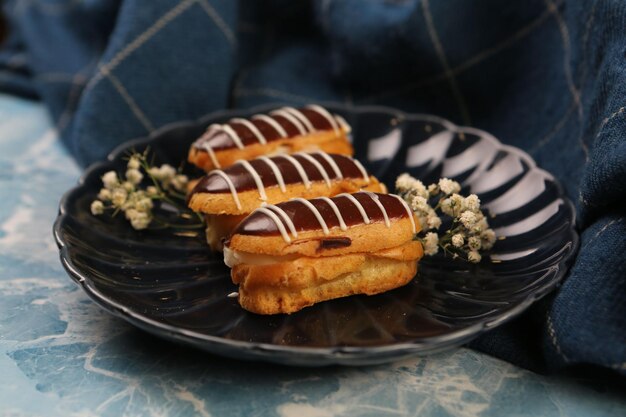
[{"x1": 54, "y1": 104, "x2": 578, "y2": 366}]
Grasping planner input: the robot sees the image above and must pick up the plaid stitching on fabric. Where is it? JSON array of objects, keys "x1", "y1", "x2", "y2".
[
  {"x1": 545, "y1": 0, "x2": 583, "y2": 121},
  {"x1": 85, "y1": 0, "x2": 199, "y2": 92},
  {"x1": 421, "y1": 0, "x2": 471, "y2": 124},
  {"x1": 547, "y1": 315, "x2": 570, "y2": 362},
  {"x1": 56, "y1": 74, "x2": 87, "y2": 131},
  {"x1": 596, "y1": 106, "x2": 625, "y2": 138},
  {"x1": 105, "y1": 72, "x2": 154, "y2": 132},
  {"x1": 196, "y1": 0, "x2": 236, "y2": 45}
]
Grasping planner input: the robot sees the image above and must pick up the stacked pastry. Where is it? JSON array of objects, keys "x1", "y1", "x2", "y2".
[
  {"x1": 189, "y1": 105, "x2": 353, "y2": 171},
  {"x1": 223, "y1": 192, "x2": 423, "y2": 314},
  {"x1": 187, "y1": 151, "x2": 385, "y2": 250},
  {"x1": 186, "y1": 104, "x2": 422, "y2": 314}
]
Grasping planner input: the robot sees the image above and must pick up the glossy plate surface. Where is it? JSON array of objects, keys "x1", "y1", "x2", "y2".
[{"x1": 54, "y1": 105, "x2": 578, "y2": 366}]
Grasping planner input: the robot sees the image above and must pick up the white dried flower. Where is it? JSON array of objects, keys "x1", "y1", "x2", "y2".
[
  {"x1": 468, "y1": 236, "x2": 482, "y2": 251},
  {"x1": 159, "y1": 165, "x2": 177, "y2": 182},
  {"x1": 459, "y1": 211, "x2": 478, "y2": 228},
  {"x1": 440, "y1": 198, "x2": 453, "y2": 216},
  {"x1": 426, "y1": 214, "x2": 441, "y2": 230},
  {"x1": 463, "y1": 194, "x2": 480, "y2": 212},
  {"x1": 468, "y1": 251, "x2": 482, "y2": 263},
  {"x1": 423, "y1": 232, "x2": 439, "y2": 256},
  {"x1": 473, "y1": 216, "x2": 489, "y2": 233},
  {"x1": 451, "y1": 234, "x2": 464, "y2": 248},
  {"x1": 91, "y1": 152, "x2": 203, "y2": 233},
  {"x1": 394, "y1": 173, "x2": 497, "y2": 263},
  {"x1": 126, "y1": 168, "x2": 143, "y2": 185},
  {"x1": 441, "y1": 194, "x2": 464, "y2": 217},
  {"x1": 395, "y1": 173, "x2": 412, "y2": 191},
  {"x1": 111, "y1": 188, "x2": 128, "y2": 207},
  {"x1": 90, "y1": 200, "x2": 104, "y2": 215},
  {"x1": 120, "y1": 181, "x2": 134, "y2": 193},
  {"x1": 481, "y1": 229, "x2": 496, "y2": 250},
  {"x1": 171, "y1": 174, "x2": 189, "y2": 192},
  {"x1": 148, "y1": 167, "x2": 162, "y2": 180},
  {"x1": 97, "y1": 188, "x2": 112, "y2": 201},
  {"x1": 146, "y1": 186, "x2": 159, "y2": 197},
  {"x1": 135, "y1": 197, "x2": 153, "y2": 212},
  {"x1": 102, "y1": 171, "x2": 119, "y2": 189},
  {"x1": 124, "y1": 208, "x2": 137, "y2": 220},
  {"x1": 396, "y1": 173, "x2": 428, "y2": 198},
  {"x1": 129, "y1": 211, "x2": 151, "y2": 230},
  {"x1": 410, "y1": 195, "x2": 430, "y2": 213},
  {"x1": 413, "y1": 184, "x2": 429, "y2": 199},
  {"x1": 395, "y1": 173, "x2": 417, "y2": 192},
  {"x1": 127, "y1": 156, "x2": 141, "y2": 170},
  {"x1": 438, "y1": 178, "x2": 461, "y2": 195}
]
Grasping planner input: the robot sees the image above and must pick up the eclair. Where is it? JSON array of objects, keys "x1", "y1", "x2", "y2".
[
  {"x1": 224, "y1": 192, "x2": 423, "y2": 315},
  {"x1": 189, "y1": 105, "x2": 353, "y2": 171},
  {"x1": 187, "y1": 151, "x2": 386, "y2": 250}
]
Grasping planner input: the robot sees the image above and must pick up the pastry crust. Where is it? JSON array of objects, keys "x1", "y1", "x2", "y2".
[
  {"x1": 204, "y1": 214, "x2": 245, "y2": 251},
  {"x1": 189, "y1": 102, "x2": 356, "y2": 174},
  {"x1": 189, "y1": 129, "x2": 354, "y2": 171},
  {"x1": 188, "y1": 152, "x2": 386, "y2": 251},
  {"x1": 232, "y1": 245, "x2": 422, "y2": 315},
  {"x1": 228, "y1": 216, "x2": 418, "y2": 258},
  {"x1": 189, "y1": 176, "x2": 385, "y2": 216}
]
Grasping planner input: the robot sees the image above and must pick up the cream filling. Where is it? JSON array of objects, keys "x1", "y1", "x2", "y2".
[{"x1": 223, "y1": 246, "x2": 299, "y2": 268}]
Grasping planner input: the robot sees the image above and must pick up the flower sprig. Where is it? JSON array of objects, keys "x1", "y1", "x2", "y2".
[
  {"x1": 91, "y1": 150, "x2": 202, "y2": 231},
  {"x1": 396, "y1": 173, "x2": 496, "y2": 263}
]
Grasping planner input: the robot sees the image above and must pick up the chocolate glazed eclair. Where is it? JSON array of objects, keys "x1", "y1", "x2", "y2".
[
  {"x1": 224, "y1": 191, "x2": 423, "y2": 315},
  {"x1": 187, "y1": 151, "x2": 386, "y2": 251},
  {"x1": 188, "y1": 105, "x2": 354, "y2": 171}
]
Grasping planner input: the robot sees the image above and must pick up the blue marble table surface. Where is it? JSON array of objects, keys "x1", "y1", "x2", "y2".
[{"x1": 0, "y1": 93, "x2": 624, "y2": 417}]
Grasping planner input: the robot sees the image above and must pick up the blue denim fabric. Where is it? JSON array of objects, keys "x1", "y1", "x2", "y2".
[{"x1": 1, "y1": 0, "x2": 624, "y2": 374}]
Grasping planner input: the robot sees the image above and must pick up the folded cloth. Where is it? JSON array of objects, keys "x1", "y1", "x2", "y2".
[{"x1": 1, "y1": 0, "x2": 624, "y2": 375}]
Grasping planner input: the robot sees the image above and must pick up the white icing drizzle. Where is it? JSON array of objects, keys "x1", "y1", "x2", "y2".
[
  {"x1": 337, "y1": 193, "x2": 370, "y2": 224},
  {"x1": 237, "y1": 160, "x2": 267, "y2": 201},
  {"x1": 197, "y1": 106, "x2": 341, "y2": 161},
  {"x1": 352, "y1": 159, "x2": 371, "y2": 183},
  {"x1": 365, "y1": 192, "x2": 390, "y2": 227},
  {"x1": 252, "y1": 114, "x2": 288, "y2": 137},
  {"x1": 390, "y1": 194, "x2": 417, "y2": 234},
  {"x1": 314, "y1": 151, "x2": 343, "y2": 179},
  {"x1": 230, "y1": 118, "x2": 267, "y2": 145},
  {"x1": 265, "y1": 204, "x2": 298, "y2": 238},
  {"x1": 258, "y1": 156, "x2": 286, "y2": 192},
  {"x1": 283, "y1": 107, "x2": 315, "y2": 132},
  {"x1": 215, "y1": 124, "x2": 245, "y2": 149},
  {"x1": 201, "y1": 142, "x2": 221, "y2": 168},
  {"x1": 335, "y1": 114, "x2": 352, "y2": 134},
  {"x1": 292, "y1": 198, "x2": 330, "y2": 235},
  {"x1": 277, "y1": 154, "x2": 312, "y2": 188},
  {"x1": 252, "y1": 191, "x2": 410, "y2": 243},
  {"x1": 210, "y1": 170, "x2": 241, "y2": 210},
  {"x1": 295, "y1": 152, "x2": 332, "y2": 187},
  {"x1": 306, "y1": 104, "x2": 340, "y2": 135},
  {"x1": 318, "y1": 197, "x2": 348, "y2": 231},
  {"x1": 255, "y1": 207, "x2": 292, "y2": 242},
  {"x1": 270, "y1": 109, "x2": 307, "y2": 135}
]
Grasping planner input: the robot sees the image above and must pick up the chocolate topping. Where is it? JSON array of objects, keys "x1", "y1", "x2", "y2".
[
  {"x1": 190, "y1": 153, "x2": 368, "y2": 197},
  {"x1": 193, "y1": 106, "x2": 342, "y2": 152},
  {"x1": 234, "y1": 192, "x2": 410, "y2": 237},
  {"x1": 318, "y1": 237, "x2": 352, "y2": 250}
]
